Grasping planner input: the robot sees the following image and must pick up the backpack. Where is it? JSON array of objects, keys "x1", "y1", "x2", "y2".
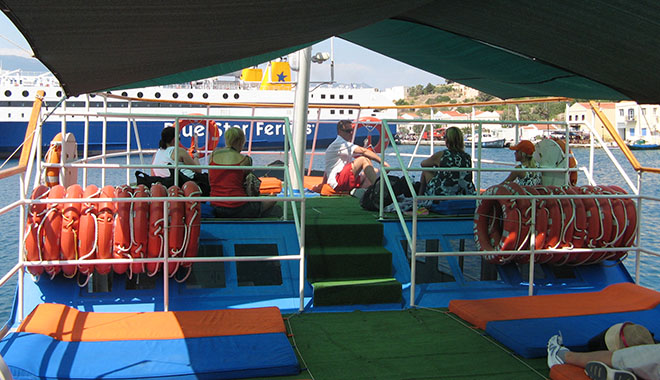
[{"x1": 360, "y1": 176, "x2": 418, "y2": 211}]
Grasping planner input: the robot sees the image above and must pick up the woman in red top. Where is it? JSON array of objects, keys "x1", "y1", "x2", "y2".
[{"x1": 209, "y1": 127, "x2": 276, "y2": 217}]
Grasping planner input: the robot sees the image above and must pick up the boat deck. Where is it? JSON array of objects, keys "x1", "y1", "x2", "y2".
[{"x1": 256, "y1": 308, "x2": 549, "y2": 379}]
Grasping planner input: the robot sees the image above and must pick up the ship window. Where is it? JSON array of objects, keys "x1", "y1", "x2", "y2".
[
  {"x1": 21, "y1": 113, "x2": 24, "y2": 118},
  {"x1": 137, "y1": 92, "x2": 143, "y2": 98},
  {"x1": 125, "y1": 272, "x2": 157, "y2": 290},
  {"x1": 86, "y1": 273, "x2": 113, "y2": 293},
  {"x1": 4, "y1": 91, "x2": 10, "y2": 97},
  {"x1": 348, "y1": 95, "x2": 353, "y2": 100},
  {"x1": 89, "y1": 94, "x2": 96, "y2": 98},
  {"x1": 187, "y1": 92, "x2": 193, "y2": 99},
  {"x1": 203, "y1": 93, "x2": 208, "y2": 99},
  {"x1": 234, "y1": 93, "x2": 239, "y2": 99},
  {"x1": 121, "y1": 91, "x2": 128, "y2": 97},
  {"x1": 321, "y1": 94, "x2": 326, "y2": 99},
  {"x1": 330, "y1": 110, "x2": 335, "y2": 114},
  {"x1": 349, "y1": 110, "x2": 353, "y2": 114},
  {"x1": 7, "y1": 113, "x2": 9, "y2": 118},
  {"x1": 330, "y1": 94, "x2": 335, "y2": 99},
  {"x1": 56, "y1": 91, "x2": 62, "y2": 97},
  {"x1": 223, "y1": 93, "x2": 228, "y2": 99},
  {"x1": 235, "y1": 244, "x2": 282, "y2": 286},
  {"x1": 155, "y1": 92, "x2": 161, "y2": 99},
  {"x1": 22, "y1": 90, "x2": 28, "y2": 97},
  {"x1": 339, "y1": 95, "x2": 344, "y2": 99},
  {"x1": 339, "y1": 110, "x2": 344, "y2": 114},
  {"x1": 186, "y1": 244, "x2": 226, "y2": 289},
  {"x1": 172, "y1": 92, "x2": 179, "y2": 99}
]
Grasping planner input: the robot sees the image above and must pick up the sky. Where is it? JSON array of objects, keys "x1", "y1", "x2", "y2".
[{"x1": 0, "y1": 14, "x2": 445, "y2": 90}]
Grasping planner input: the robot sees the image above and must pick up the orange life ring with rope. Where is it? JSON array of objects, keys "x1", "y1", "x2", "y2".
[
  {"x1": 96, "y1": 185, "x2": 116, "y2": 275},
  {"x1": 167, "y1": 185, "x2": 185, "y2": 277},
  {"x1": 516, "y1": 186, "x2": 552, "y2": 264},
  {"x1": 130, "y1": 185, "x2": 149, "y2": 275},
  {"x1": 578, "y1": 186, "x2": 603, "y2": 250},
  {"x1": 546, "y1": 186, "x2": 575, "y2": 254},
  {"x1": 24, "y1": 185, "x2": 50, "y2": 276},
  {"x1": 588, "y1": 186, "x2": 614, "y2": 250},
  {"x1": 61, "y1": 184, "x2": 83, "y2": 278},
  {"x1": 532, "y1": 187, "x2": 562, "y2": 255},
  {"x1": 182, "y1": 181, "x2": 202, "y2": 267},
  {"x1": 355, "y1": 116, "x2": 388, "y2": 153},
  {"x1": 42, "y1": 185, "x2": 66, "y2": 277},
  {"x1": 177, "y1": 115, "x2": 220, "y2": 158},
  {"x1": 112, "y1": 185, "x2": 133, "y2": 275},
  {"x1": 606, "y1": 185, "x2": 637, "y2": 248},
  {"x1": 599, "y1": 186, "x2": 628, "y2": 253},
  {"x1": 474, "y1": 184, "x2": 524, "y2": 264},
  {"x1": 78, "y1": 185, "x2": 100, "y2": 276},
  {"x1": 147, "y1": 183, "x2": 167, "y2": 276},
  {"x1": 44, "y1": 133, "x2": 63, "y2": 187}
]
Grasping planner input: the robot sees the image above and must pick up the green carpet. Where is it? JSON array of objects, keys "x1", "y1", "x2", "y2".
[
  {"x1": 304, "y1": 197, "x2": 402, "y2": 306},
  {"x1": 246, "y1": 308, "x2": 549, "y2": 380}
]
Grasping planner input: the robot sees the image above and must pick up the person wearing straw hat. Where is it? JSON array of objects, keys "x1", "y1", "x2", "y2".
[
  {"x1": 502, "y1": 139, "x2": 541, "y2": 186},
  {"x1": 547, "y1": 323, "x2": 659, "y2": 380}
]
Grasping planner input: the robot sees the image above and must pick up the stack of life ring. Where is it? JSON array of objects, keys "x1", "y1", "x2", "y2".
[
  {"x1": 23, "y1": 181, "x2": 202, "y2": 283},
  {"x1": 473, "y1": 183, "x2": 636, "y2": 265}
]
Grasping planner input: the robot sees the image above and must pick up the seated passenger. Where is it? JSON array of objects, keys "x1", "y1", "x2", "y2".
[
  {"x1": 324, "y1": 120, "x2": 388, "y2": 192},
  {"x1": 419, "y1": 126, "x2": 476, "y2": 198},
  {"x1": 151, "y1": 126, "x2": 201, "y2": 179},
  {"x1": 209, "y1": 127, "x2": 276, "y2": 218},
  {"x1": 501, "y1": 140, "x2": 542, "y2": 186}
]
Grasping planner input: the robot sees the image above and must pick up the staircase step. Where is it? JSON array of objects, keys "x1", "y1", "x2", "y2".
[
  {"x1": 307, "y1": 246, "x2": 393, "y2": 281},
  {"x1": 306, "y1": 222, "x2": 384, "y2": 248},
  {"x1": 312, "y1": 278, "x2": 402, "y2": 306}
]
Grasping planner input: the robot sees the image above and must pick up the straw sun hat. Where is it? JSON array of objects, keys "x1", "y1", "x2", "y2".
[{"x1": 604, "y1": 322, "x2": 655, "y2": 350}]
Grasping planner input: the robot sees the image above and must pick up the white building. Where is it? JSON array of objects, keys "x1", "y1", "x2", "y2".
[{"x1": 615, "y1": 101, "x2": 660, "y2": 144}]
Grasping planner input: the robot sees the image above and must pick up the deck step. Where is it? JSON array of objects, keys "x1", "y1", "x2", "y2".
[
  {"x1": 311, "y1": 278, "x2": 402, "y2": 306},
  {"x1": 305, "y1": 222, "x2": 384, "y2": 248},
  {"x1": 307, "y1": 246, "x2": 392, "y2": 281}
]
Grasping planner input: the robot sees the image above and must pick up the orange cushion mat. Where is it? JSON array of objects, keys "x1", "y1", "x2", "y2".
[
  {"x1": 550, "y1": 364, "x2": 589, "y2": 380},
  {"x1": 303, "y1": 175, "x2": 350, "y2": 196},
  {"x1": 18, "y1": 303, "x2": 286, "y2": 342},
  {"x1": 259, "y1": 176, "x2": 282, "y2": 195},
  {"x1": 449, "y1": 282, "x2": 660, "y2": 330}
]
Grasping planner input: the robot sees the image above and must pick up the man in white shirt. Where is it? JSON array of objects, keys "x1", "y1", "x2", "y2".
[{"x1": 324, "y1": 120, "x2": 387, "y2": 191}]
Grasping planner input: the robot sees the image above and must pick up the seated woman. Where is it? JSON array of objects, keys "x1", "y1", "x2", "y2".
[
  {"x1": 209, "y1": 127, "x2": 276, "y2": 218},
  {"x1": 151, "y1": 126, "x2": 201, "y2": 179},
  {"x1": 501, "y1": 140, "x2": 542, "y2": 186},
  {"x1": 419, "y1": 126, "x2": 476, "y2": 199}
]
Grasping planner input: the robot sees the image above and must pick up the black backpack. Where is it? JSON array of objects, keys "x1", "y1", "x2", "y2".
[{"x1": 360, "y1": 176, "x2": 418, "y2": 211}]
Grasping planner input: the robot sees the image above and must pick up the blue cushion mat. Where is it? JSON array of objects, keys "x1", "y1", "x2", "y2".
[
  {"x1": 0, "y1": 332, "x2": 299, "y2": 380},
  {"x1": 428, "y1": 199, "x2": 476, "y2": 215},
  {"x1": 485, "y1": 306, "x2": 660, "y2": 358}
]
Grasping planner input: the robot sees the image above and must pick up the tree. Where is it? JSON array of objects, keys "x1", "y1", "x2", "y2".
[
  {"x1": 423, "y1": 83, "x2": 436, "y2": 95},
  {"x1": 477, "y1": 91, "x2": 495, "y2": 102}
]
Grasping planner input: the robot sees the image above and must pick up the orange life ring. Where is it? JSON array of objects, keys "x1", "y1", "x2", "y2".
[
  {"x1": 599, "y1": 186, "x2": 628, "y2": 257},
  {"x1": 130, "y1": 185, "x2": 150, "y2": 274},
  {"x1": 577, "y1": 186, "x2": 603, "y2": 249},
  {"x1": 42, "y1": 185, "x2": 66, "y2": 277},
  {"x1": 588, "y1": 186, "x2": 614, "y2": 250},
  {"x1": 147, "y1": 183, "x2": 167, "y2": 276},
  {"x1": 532, "y1": 186, "x2": 562, "y2": 255},
  {"x1": 606, "y1": 185, "x2": 637, "y2": 248},
  {"x1": 61, "y1": 184, "x2": 83, "y2": 278},
  {"x1": 112, "y1": 185, "x2": 133, "y2": 275},
  {"x1": 517, "y1": 186, "x2": 552, "y2": 264},
  {"x1": 550, "y1": 138, "x2": 578, "y2": 186},
  {"x1": 24, "y1": 185, "x2": 50, "y2": 276},
  {"x1": 182, "y1": 181, "x2": 202, "y2": 267},
  {"x1": 177, "y1": 115, "x2": 220, "y2": 158},
  {"x1": 355, "y1": 116, "x2": 388, "y2": 153},
  {"x1": 167, "y1": 185, "x2": 185, "y2": 276},
  {"x1": 44, "y1": 133, "x2": 63, "y2": 187},
  {"x1": 545, "y1": 186, "x2": 575, "y2": 254},
  {"x1": 96, "y1": 185, "x2": 116, "y2": 275},
  {"x1": 474, "y1": 184, "x2": 524, "y2": 264},
  {"x1": 78, "y1": 185, "x2": 99, "y2": 276}
]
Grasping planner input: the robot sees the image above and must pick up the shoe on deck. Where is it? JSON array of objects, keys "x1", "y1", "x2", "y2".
[
  {"x1": 547, "y1": 333, "x2": 566, "y2": 368},
  {"x1": 585, "y1": 361, "x2": 637, "y2": 380}
]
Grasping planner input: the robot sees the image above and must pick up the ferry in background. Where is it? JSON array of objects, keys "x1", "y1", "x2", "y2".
[{"x1": 0, "y1": 61, "x2": 402, "y2": 157}]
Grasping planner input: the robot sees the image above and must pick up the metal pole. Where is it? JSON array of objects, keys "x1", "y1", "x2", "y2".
[
  {"x1": 635, "y1": 172, "x2": 643, "y2": 285},
  {"x1": 290, "y1": 47, "x2": 311, "y2": 191}
]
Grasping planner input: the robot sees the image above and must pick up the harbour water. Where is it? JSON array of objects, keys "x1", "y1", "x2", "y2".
[{"x1": 0, "y1": 144, "x2": 657, "y2": 322}]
